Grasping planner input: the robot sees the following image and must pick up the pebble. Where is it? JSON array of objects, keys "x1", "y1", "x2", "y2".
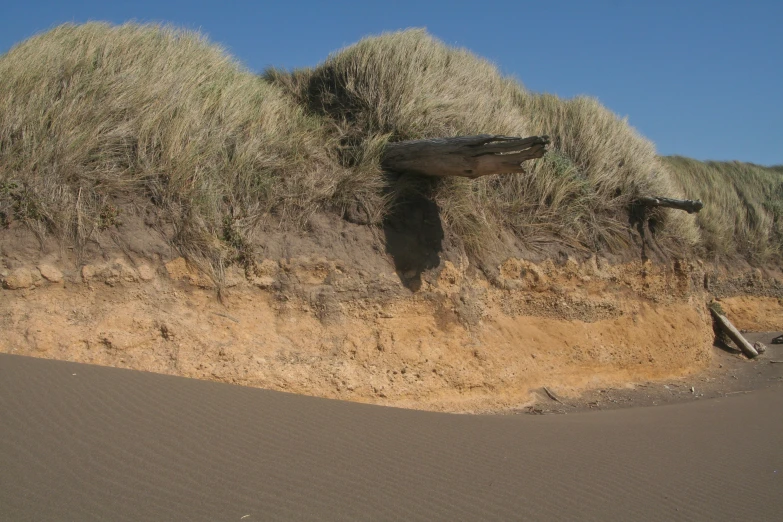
[{"x1": 38, "y1": 264, "x2": 63, "y2": 283}]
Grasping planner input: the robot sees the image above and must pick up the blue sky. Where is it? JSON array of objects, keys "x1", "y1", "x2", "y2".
[{"x1": 2, "y1": 0, "x2": 781, "y2": 165}]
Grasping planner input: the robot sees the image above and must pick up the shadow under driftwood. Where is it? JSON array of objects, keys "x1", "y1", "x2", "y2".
[{"x1": 383, "y1": 190, "x2": 444, "y2": 291}]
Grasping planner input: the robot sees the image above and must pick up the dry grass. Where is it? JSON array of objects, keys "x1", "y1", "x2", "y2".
[
  {"x1": 664, "y1": 156, "x2": 783, "y2": 262},
  {"x1": 0, "y1": 23, "x2": 352, "y2": 280},
  {"x1": 269, "y1": 29, "x2": 699, "y2": 255},
  {"x1": 1, "y1": 24, "x2": 775, "y2": 278},
  {"x1": 507, "y1": 94, "x2": 700, "y2": 253}
]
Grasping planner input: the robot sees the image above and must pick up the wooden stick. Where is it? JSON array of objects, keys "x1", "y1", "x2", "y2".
[
  {"x1": 543, "y1": 386, "x2": 565, "y2": 405},
  {"x1": 213, "y1": 312, "x2": 240, "y2": 323},
  {"x1": 381, "y1": 134, "x2": 550, "y2": 178},
  {"x1": 637, "y1": 196, "x2": 704, "y2": 214},
  {"x1": 709, "y1": 308, "x2": 759, "y2": 358}
]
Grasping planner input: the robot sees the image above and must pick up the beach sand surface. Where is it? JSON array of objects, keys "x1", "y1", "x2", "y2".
[{"x1": 1, "y1": 353, "x2": 781, "y2": 521}]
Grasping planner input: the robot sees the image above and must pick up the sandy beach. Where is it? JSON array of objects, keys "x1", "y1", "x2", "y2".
[{"x1": 1, "y1": 352, "x2": 781, "y2": 521}]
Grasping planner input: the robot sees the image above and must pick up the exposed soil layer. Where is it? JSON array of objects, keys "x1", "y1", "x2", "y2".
[
  {"x1": 2, "y1": 217, "x2": 782, "y2": 413},
  {"x1": 719, "y1": 296, "x2": 783, "y2": 332},
  {"x1": 523, "y1": 331, "x2": 783, "y2": 414}
]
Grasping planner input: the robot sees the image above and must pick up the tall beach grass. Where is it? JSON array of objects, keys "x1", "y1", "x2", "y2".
[{"x1": 1, "y1": 23, "x2": 777, "y2": 280}]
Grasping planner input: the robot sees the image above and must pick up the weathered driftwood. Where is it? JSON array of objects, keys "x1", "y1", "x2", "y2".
[
  {"x1": 381, "y1": 135, "x2": 550, "y2": 178},
  {"x1": 637, "y1": 196, "x2": 704, "y2": 214},
  {"x1": 710, "y1": 308, "x2": 759, "y2": 358}
]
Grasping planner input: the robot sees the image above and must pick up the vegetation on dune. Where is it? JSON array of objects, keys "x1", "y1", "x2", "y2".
[
  {"x1": 268, "y1": 29, "x2": 698, "y2": 255},
  {"x1": 0, "y1": 23, "x2": 778, "y2": 280},
  {"x1": 0, "y1": 23, "x2": 353, "y2": 279},
  {"x1": 664, "y1": 156, "x2": 783, "y2": 262},
  {"x1": 512, "y1": 94, "x2": 699, "y2": 252}
]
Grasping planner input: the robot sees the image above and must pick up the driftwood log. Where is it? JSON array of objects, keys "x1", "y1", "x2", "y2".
[
  {"x1": 637, "y1": 196, "x2": 703, "y2": 214},
  {"x1": 710, "y1": 307, "x2": 759, "y2": 358},
  {"x1": 381, "y1": 135, "x2": 550, "y2": 178}
]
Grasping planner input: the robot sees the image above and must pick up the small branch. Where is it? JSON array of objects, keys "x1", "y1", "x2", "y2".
[
  {"x1": 543, "y1": 386, "x2": 565, "y2": 405},
  {"x1": 213, "y1": 312, "x2": 239, "y2": 323},
  {"x1": 637, "y1": 196, "x2": 704, "y2": 214}
]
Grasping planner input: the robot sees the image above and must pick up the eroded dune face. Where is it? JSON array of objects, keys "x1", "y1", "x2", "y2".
[
  {"x1": 6, "y1": 221, "x2": 779, "y2": 414},
  {"x1": 2, "y1": 24, "x2": 781, "y2": 413}
]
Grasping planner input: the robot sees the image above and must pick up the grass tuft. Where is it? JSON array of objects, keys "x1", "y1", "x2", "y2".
[
  {"x1": 0, "y1": 22, "x2": 352, "y2": 280},
  {"x1": 664, "y1": 156, "x2": 783, "y2": 262}
]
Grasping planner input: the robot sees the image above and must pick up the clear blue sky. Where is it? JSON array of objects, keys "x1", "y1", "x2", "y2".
[{"x1": 2, "y1": 0, "x2": 781, "y2": 166}]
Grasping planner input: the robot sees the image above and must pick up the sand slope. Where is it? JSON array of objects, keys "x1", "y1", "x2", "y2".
[{"x1": 1, "y1": 354, "x2": 781, "y2": 521}]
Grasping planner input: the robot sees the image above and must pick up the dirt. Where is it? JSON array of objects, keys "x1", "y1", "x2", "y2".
[
  {"x1": 718, "y1": 296, "x2": 783, "y2": 331},
  {"x1": 2, "y1": 210, "x2": 782, "y2": 413},
  {"x1": 522, "y1": 331, "x2": 783, "y2": 414}
]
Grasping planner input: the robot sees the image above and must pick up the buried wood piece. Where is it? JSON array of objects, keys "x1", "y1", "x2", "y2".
[
  {"x1": 543, "y1": 386, "x2": 569, "y2": 406},
  {"x1": 637, "y1": 196, "x2": 704, "y2": 214},
  {"x1": 381, "y1": 134, "x2": 550, "y2": 178},
  {"x1": 709, "y1": 307, "x2": 759, "y2": 359}
]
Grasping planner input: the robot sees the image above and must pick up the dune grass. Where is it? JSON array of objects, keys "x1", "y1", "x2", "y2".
[
  {"x1": 0, "y1": 23, "x2": 775, "y2": 280},
  {"x1": 0, "y1": 22, "x2": 354, "y2": 279},
  {"x1": 664, "y1": 156, "x2": 783, "y2": 262},
  {"x1": 268, "y1": 29, "x2": 699, "y2": 255}
]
